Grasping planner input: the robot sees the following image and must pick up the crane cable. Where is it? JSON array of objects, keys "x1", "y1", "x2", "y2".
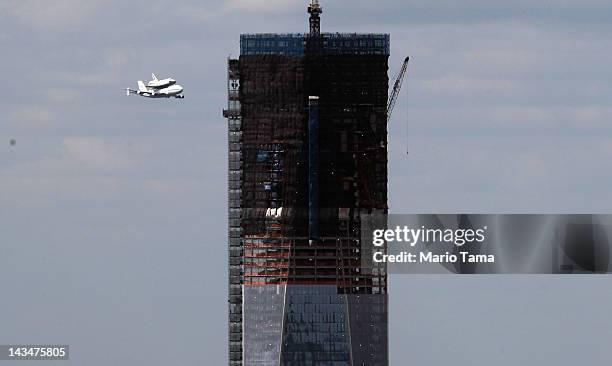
[{"x1": 405, "y1": 59, "x2": 410, "y2": 155}]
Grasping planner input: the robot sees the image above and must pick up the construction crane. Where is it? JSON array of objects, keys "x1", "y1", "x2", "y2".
[
  {"x1": 308, "y1": 0, "x2": 323, "y2": 37},
  {"x1": 387, "y1": 56, "x2": 410, "y2": 154},
  {"x1": 387, "y1": 56, "x2": 409, "y2": 123}
]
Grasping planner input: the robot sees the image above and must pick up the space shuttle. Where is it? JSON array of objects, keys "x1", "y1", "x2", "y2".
[
  {"x1": 147, "y1": 73, "x2": 176, "y2": 89},
  {"x1": 126, "y1": 73, "x2": 184, "y2": 99}
]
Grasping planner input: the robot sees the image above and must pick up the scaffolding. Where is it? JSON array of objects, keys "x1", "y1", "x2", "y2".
[
  {"x1": 240, "y1": 33, "x2": 390, "y2": 56},
  {"x1": 225, "y1": 58, "x2": 243, "y2": 366}
]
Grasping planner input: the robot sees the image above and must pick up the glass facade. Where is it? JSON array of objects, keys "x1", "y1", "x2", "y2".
[
  {"x1": 243, "y1": 285, "x2": 388, "y2": 366},
  {"x1": 243, "y1": 286, "x2": 286, "y2": 365},
  {"x1": 281, "y1": 286, "x2": 351, "y2": 365}
]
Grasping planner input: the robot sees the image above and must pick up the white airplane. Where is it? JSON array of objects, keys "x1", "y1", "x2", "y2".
[{"x1": 126, "y1": 74, "x2": 184, "y2": 99}]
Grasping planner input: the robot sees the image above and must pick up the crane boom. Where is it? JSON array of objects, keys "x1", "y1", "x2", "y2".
[{"x1": 387, "y1": 56, "x2": 409, "y2": 122}]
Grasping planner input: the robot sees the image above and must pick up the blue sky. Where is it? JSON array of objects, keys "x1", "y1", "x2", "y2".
[{"x1": 1, "y1": 1, "x2": 612, "y2": 365}]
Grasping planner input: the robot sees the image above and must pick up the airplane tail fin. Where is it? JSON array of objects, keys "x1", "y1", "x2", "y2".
[
  {"x1": 151, "y1": 73, "x2": 158, "y2": 81},
  {"x1": 138, "y1": 81, "x2": 148, "y2": 93}
]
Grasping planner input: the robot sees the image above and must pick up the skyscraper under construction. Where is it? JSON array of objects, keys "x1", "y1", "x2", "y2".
[{"x1": 224, "y1": 2, "x2": 389, "y2": 364}]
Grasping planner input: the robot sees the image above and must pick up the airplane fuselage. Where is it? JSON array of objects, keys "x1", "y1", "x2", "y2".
[
  {"x1": 142, "y1": 84, "x2": 184, "y2": 98},
  {"x1": 127, "y1": 85, "x2": 184, "y2": 99}
]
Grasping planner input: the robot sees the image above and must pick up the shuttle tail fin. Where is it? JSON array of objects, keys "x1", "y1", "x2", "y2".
[
  {"x1": 138, "y1": 81, "x2": 148, "y2": 93},
  {"x1": 151, "y1": 73, "x2": 158, "y2": 81}
]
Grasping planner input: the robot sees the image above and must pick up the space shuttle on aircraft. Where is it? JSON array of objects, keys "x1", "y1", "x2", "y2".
[{"x1": 126, "y1": 73, "x2": 184, "y2": 99}]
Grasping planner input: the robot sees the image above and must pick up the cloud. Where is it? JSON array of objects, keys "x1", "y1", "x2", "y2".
[
  {"x1": 28, "y1": 47, "x2": 135, "y2": 87},
  {"x1": 325, "y1": 0, "x2": 612, "y2": 25},
  {"x1": 45, "y1": 89, "x2": 82, "y2": 103},
  {"x1": 61, "y1": 137, "x2": 140, "y2": 171},
  {"x1": 142, "y1": 179, "x2": 201, "y2": 195},
  {"x1": 1, "y1": 0, "x2": 103, "y2": 30},
  {"x1": 174, "y1": 0, "x2": 299, "y2": 23},
  {"x1": 0, "y1": 136, "x2": 175, "y2": 204},
  {"x1": 10, "y1": 106, "x2": 53, "y2": 128},
  {"x1": 389, "y1": 135, "x2": 612, "y2": 212},
  {"x1": 420, "y1": 76, "x2": 521, "y2": 95},
  {"x1": 223, "y1": 0, "x2": 297, "y2": 12},
  {"x1": 3, "y1": 137, "x2": 143, "y2": 178}
]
